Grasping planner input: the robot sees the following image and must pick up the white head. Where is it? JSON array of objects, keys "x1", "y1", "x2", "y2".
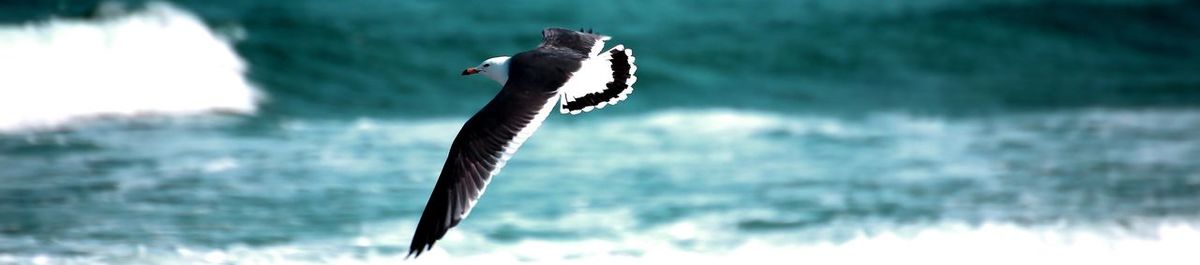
[{"x1": 461, "y1": 56, "x2": 511, "y2": 85}]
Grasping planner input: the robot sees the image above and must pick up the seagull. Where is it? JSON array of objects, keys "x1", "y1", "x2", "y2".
[{"x1": 407, "y1": 28, "x2": 637, "y2": 258}]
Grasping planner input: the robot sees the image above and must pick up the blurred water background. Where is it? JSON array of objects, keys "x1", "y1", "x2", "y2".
[{"x1": 2, "y1": 0, "x2": 1200, "y2": 264}]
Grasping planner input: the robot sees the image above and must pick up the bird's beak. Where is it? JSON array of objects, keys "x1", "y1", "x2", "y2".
[{"x1": 461, "y1": 67, "x2": 480, "y2": 76}]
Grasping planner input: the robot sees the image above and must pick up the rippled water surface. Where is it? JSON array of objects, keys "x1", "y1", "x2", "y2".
[{"x1": 2, "y1": 0, "x2": 1199, "y2": 264}]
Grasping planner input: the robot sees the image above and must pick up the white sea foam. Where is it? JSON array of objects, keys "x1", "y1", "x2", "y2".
[
  {"x1": 8, "y1": 220, "x2": 1198, "y2": 265},
  {"x1": 7, "y1": 109, "x2": 1198, "y2": 264},
  {"x1": 411, "y1": 221, "x2": 1200, "y2": 265},
  {"x1": 0, "y1": 2, "x2": 259, "y2": 132}
]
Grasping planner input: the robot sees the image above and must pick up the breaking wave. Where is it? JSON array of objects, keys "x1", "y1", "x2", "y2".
[
  {"x1": 0, "y1": 2, "x2": 259, "y2": 132},
  {"x1": 4, "y1": 219, "x2": 1197, "y2": 265}
]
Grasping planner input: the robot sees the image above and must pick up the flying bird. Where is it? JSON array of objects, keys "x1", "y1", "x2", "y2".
[{"x1": 407, "y1": 28, "x2": 637, "y2": 258}]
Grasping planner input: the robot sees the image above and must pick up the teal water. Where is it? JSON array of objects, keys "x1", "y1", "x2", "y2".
[{"x1": 2, "y1": 1, "x2": 1200, "y2": 264}]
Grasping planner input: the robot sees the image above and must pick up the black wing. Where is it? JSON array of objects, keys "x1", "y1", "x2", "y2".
[
  {"x1": 407, "y1": 48, "x2": 579, "y2": 258},
  {"x1": 539, "y1": 27, "x2": 610, "y2": 57}
]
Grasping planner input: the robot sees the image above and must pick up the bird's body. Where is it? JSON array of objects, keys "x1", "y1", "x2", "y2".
[{"x1": 408, "y1": 28, "x2": 636, "y2": 258}]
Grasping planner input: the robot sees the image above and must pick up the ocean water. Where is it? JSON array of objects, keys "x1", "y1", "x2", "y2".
[{"x1": 2, "y1": 1, "x2": 1200, "y2": 264}]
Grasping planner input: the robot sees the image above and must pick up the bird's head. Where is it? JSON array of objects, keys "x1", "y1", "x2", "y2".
[{"x1": 462, "y1": 56, "x2": 511, "y2": 85}]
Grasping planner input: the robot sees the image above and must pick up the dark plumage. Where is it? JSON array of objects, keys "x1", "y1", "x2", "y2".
[{"x1": 407, "y1": 28, "x2": 616, "y2": 258}]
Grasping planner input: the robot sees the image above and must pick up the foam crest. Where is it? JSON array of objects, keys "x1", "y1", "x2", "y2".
[
  {"x1": 638, "y1": 109, "x2": 853, "y2": 137},
  {"x1": 0, "y1": 2, "x2": 259, "y2": 132},
  {"x1": 437, "y1": 222, "x2": 1200, "y2": 265},
  {"x1": 6, "y1": 221, "x2": 1197, "y2": 265}
]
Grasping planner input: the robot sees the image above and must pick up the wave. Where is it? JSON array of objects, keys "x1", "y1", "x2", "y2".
[
  {"x1": 5, "y1": 219, "x2": 1197, "y2": 265},
  {"x1": 0, "y1": 2, "x2": 259, "y2": 132},
  {"x1": 3, "y1": 108, "x2": 1198, "y2": 264},
  {"x1": 6, "y1": 1, "x2": 1196, "y2": 119},
  {"x1": 400, "y1": 219, "x2": 1200, "y2": 265}
]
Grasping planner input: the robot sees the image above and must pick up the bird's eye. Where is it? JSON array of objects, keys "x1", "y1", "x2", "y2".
[{"x1": 483, "y1": 63, "x2": 491, "y2": 67}]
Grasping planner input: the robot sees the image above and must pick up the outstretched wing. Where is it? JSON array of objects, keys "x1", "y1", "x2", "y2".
[
  {"x1": 539, "y1": 27, "x2": 610, "y2": 57},
  {"x1": 407, "y1": 51, "x2": 568, "y2": 258},
  {"x1": 538, "y1": 27, "x2": 637, "y2": 115},
  {"x1": 558, "y1": 44, "x2": 637, "y2": 114}
]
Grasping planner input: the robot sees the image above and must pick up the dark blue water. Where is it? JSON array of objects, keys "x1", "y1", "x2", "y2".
[{"x1": 2, "y1": 1, "x2": 1199, "y2": 264}]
